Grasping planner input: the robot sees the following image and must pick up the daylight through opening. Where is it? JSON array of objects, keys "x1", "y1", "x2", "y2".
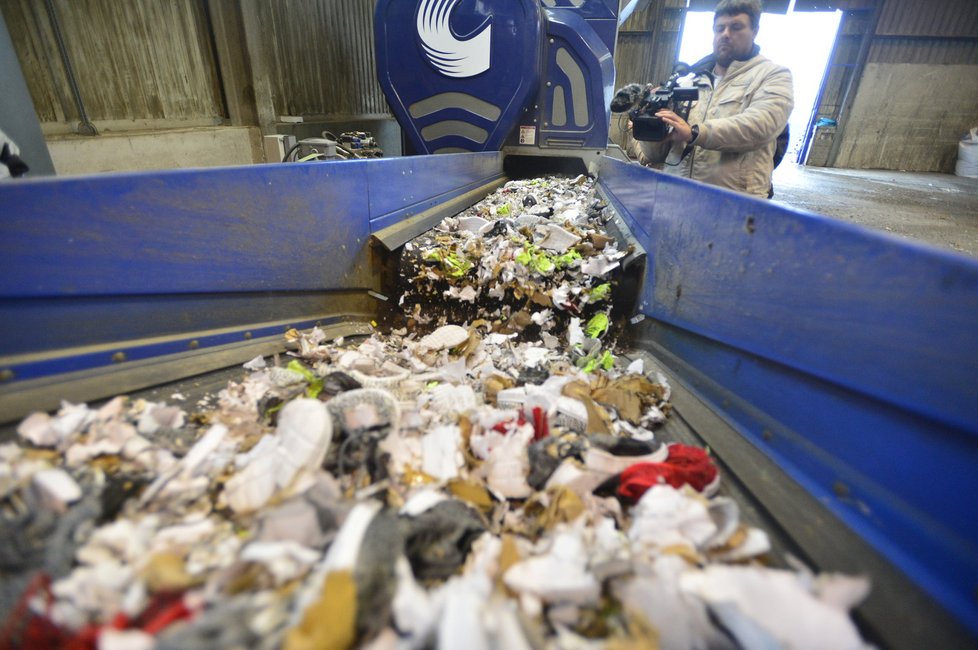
[{"x1": 677, "y1": 2, "x2": 842, "y2": 164}]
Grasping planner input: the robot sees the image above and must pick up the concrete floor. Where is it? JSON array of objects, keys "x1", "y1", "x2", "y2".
[{"x1": 771, "y1": 164, "x2": 978, "y2": 257}]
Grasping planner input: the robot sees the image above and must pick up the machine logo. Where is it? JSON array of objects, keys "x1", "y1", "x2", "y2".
[{"x1": 416, "y1": 0, "x2": 492, "y2": 78}]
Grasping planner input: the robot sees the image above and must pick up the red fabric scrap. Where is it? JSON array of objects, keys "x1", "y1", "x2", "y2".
[
  {"x1": 617, "y1": 444, "x2": 718, "y2": 503},
  {"x1": 492, "y1": 413, "x2": 527, "y2": 435},
  {"x1": 530, "y1": 406, "x2": 550, "y2": 441},
  {"x1": 0, "y1": 579, "x2": 194, "y2": 650},
  {"x1": 491, "y1": 408, "x2": 549, "y2": 442}
]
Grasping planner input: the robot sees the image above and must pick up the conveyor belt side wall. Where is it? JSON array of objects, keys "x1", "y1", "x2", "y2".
[
  {"x1": 0, "y1": 153, "x2": 506, "y2": 420},
  {"x1": 598, "y1": 156, "x2": 978, "y2": 641}
]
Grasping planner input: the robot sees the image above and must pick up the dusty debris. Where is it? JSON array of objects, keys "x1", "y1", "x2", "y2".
[{"x1": 0, "y1": 175, "x2": 869, "y2": 649}]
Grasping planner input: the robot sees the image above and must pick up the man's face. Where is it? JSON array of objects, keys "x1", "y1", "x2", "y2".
[{"x1": 713, "y1": 13, "x2": 756, "y2": 66}]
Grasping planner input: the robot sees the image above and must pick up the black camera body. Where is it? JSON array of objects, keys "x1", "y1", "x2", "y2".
[
  {"x1": 611, "y1": 65, "x2": 700, "y2": 142},
  {"x1": 629, "y1": 86, "x2": 699, "y2": 142}
]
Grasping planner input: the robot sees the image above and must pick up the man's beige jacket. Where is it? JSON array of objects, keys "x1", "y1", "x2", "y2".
[{"x1": 638, "y1": 55, "x2": 794, "y2": 198}]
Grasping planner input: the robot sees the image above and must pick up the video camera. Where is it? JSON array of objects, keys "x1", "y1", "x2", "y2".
[{"x1": 610, "y1": 64, "x2": 699, "y2": 142}]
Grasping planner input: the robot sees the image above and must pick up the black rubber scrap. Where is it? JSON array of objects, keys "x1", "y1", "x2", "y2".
[{"x1": 400, "y1": 500, "x2": 487, "y2": 583}]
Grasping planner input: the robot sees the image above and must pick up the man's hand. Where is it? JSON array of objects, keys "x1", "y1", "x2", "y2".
[{"x1": 655, "y1": 110, "x2": 693, "y2": 144}]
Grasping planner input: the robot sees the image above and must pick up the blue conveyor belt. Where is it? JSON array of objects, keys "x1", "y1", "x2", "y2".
[{"x1": 1, "y1": 152, "x2": 976, "y2": 645}]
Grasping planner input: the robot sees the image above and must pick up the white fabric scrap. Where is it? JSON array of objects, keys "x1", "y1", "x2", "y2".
[
  {"x1": 32, "y1": 468, "x2": 82, "y2": 512},
  {"x1": 401, "y1": 489, "x2": 449, "y2": 517},
  {"x1": 240, "y1": 541, "x2": 320, "y2": 584},
  {"x1": 679, "y1": 565, "x2": 868, "y2": 650},
  {"x1": 568, "y1": 318, "x2": 585, "y2": 347},
  {"x1": 536, "y1": 224, "x2": 581, "y2": 252},
  {"x1": 628, "y1": 485, "x2": 718, "y2": 552},
  {"x1": 521, "y1": 346, "x2": 550, "y2": 369},
  {"x1": 503, "y1": 529, "x2": 600, "y2": 606},
  {"x1": 613, "y1": 556, "x2": 729, "y2": 650},
  {"x1": 98, "y1": 629, "x2": 155, "y2": 650},
  {"x1": 530, "y1": 309, "x2": 553, "y2": 327},
  {"x1": 421, "y1": 426, "x2": 464, "y2": 482},
  {"x1": 243, "y1": 355, "x2": 267, "y2": 370},
  {"x1": 580, "y1": 256, "x2": 620, "y2": 278}
]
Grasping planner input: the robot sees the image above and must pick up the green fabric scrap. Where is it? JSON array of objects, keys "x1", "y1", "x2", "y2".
[
  {"x1": 287, "y1": 360, "x2": 324, "y2": 399},
  {"x1": 516, "y1": 245, "x2": 557, "y2": 276},
  {"x1": 555, "y1": 250, "x2": 582, "y2": 269},
  {"x1": 585, "y1": 313, "x2": 609, "y2": 339},
  {"x1": 532, "y1": 255, "x2": 555, "y2": 275},
  {"x1": 581, "y1": 349, "x2": 615, "y2": 374},
  {"x1": 589, "y1": 283, "x2": 611, "y2": 302},
  {"x1": 442, "y1": 253, "x2": 473, "y2": 278},
  {"x1": 422, "y1": 249, "x2": 472, "y2": 278}
]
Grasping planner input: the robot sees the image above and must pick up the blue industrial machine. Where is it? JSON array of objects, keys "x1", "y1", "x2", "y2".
[
  {"x1": 376, "y1": 0, "x2": 617, "y2": 160},
  {"x1": 1, "y1": 1, "x2": 976, "y2": 647}
]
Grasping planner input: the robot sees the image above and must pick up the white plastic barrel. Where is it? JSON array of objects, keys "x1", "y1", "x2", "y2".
[{"x1": 956, "y1": 128, "x2": 978, "y2": 179}]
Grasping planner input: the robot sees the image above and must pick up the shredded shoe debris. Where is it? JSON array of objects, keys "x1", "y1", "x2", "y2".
[{"x1": 1, "y1": 176, "x2": 871, "y2": 649}]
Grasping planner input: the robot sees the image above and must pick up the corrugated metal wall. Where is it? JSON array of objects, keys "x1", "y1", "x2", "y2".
[
  {"x1": 826, "y1": 0, "x2": 978, "y2": 171},
  {"x1": 0, "y1": 0, "x2": 225, "y2": 127},
  {"x1": 876, "y1": 0, "x2": 978, "y2": 37},
  {"x1": 0, "y1": 0, "x2": 391, "y2": 129},
  {"x1": 615, "y1": 0, "x2": 687, "y2": 91},
  {"x1": 258, "y1": 0, "x2": 387, "y2": 118}
]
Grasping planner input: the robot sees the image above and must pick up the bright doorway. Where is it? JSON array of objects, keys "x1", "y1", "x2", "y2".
[{"x1": 677, "y1": 1, "x2": 842, "y2": 163}]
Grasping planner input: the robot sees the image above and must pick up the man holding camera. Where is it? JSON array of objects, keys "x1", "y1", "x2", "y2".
[{"x1": 636, "y1": 0, "x2": 793, "y2": 199}]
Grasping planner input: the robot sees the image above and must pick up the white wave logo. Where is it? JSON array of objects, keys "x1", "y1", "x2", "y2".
[{"x1": 416, "y1": 0, "x2": 491, "y2": 78}]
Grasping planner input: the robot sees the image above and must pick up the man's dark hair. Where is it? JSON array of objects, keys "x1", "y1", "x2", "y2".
[{"x1": 714, "y1": 0, "x2": 762, "y2": 30}]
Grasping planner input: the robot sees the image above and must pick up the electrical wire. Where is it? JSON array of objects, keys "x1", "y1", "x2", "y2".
[{"x1": 282, "y1": 142, "x2": 303, "y2": 163}]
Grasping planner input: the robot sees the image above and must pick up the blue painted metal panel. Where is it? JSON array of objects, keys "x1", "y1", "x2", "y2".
[
  {"x1": 536, "y1": 9, "x2": 615, "y2": 150},
  {"x1": 597, "y1": 156, "x2": 978, "y2": 636},
  {"x1": 0, "y1": 162, "x2": 372, "y2": 297},
  {"x1": 543, "y1": 0, "x2": 619, "y2": 52},
  {"x1": 0, "y1": 154, "x2": 505, "y2": 384},
  {"x1": 367, "y1": 152, "x2": 505, "y2": 232},
  {"x1": 544, "y1": 0, "x2": 617, "y2": 19},
  {"x1": 375, "y1": 0, "x2": 543, "y2": 154},
  {"x1": 0, "y1": 293, "x2": 368, "y2": 357},
  {"x1": 376, "y1": 1, "x2": 618, "y2": 156},
  {"x1": 4, "y1": 315, "x2": 352, "y2": 382}
]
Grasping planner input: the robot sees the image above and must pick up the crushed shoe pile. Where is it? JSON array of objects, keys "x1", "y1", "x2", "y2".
[{"x1": 1, "y1": 176, "x2": 871, "y2": 649}]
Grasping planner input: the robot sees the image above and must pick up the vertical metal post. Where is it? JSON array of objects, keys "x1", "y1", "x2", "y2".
[
  {"x1": 205, "y1": 0, "x2": 260, "y2": 128},
  {"x1": 41, "y1": 0, "x2": 98, "y2": 136},
  {"x1": 239, "y1": 0, "x2": 279, "y2": 135},
  {"x1": 825, "y1": 1, "x2": 882, "y2": 167}
]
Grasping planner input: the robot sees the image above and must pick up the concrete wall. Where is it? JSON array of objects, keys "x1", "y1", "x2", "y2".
[
  {"x1": 46, "y1": 126, "x2": 265, "y2": 176},
  {"x1": 833, "y1": 62, "x2": 978, "y2": 172},
  {"x1": 809, "y1": 0, "x2": 978, "y2": 173}
]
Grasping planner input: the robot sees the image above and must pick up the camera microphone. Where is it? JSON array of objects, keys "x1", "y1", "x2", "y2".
[{"x1": 610, "y1": 83, "x2": 645, "y2": 113}]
